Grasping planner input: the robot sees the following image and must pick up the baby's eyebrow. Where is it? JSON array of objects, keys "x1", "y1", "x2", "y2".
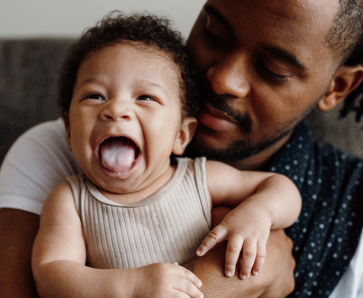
[
  {"x1": 138, "y1": 79, "x2": 169, "y2": 95},
  {"x1": 139, "y1": 79, "x2": 163, "y2": 88},
  {"x1": 77, "y1": 77, "x2": 107, "y2": 87}
]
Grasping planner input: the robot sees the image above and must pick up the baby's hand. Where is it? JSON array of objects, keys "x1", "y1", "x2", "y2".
[
  {"x1": 196, "y1": 204, "x2": 271, "y2": 279},
  {"x1": 133, "y1": 262, "x2": 203, "y2": 298}
]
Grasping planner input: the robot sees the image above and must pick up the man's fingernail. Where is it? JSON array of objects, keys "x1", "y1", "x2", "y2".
[
  {"x1": 226, "y1": 271, "x2": 232, "y2": 277},
  {"x1": 241, "y1": 274, "x2": 247, "y2": 280},
  {"x1": 253, "y1": 271, "x2": 259, "y2": 275},
  {"x1": 200, "y1": 294, "x2": 204, "y2": 298},
  {"x1": 199, "y1": 280, "x2": 203, "y2": 287}
]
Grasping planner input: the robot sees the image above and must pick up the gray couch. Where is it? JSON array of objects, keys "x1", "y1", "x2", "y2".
[{"x1": 1, "y1": 38, "x2": 363, "y2": 165}]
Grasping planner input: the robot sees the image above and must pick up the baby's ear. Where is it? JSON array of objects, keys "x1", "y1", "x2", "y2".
[{"x1": 172, "y1": 117, "x2": 198, "y2": 155}]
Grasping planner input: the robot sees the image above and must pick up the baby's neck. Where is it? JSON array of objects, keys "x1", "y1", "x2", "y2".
[{"x1": 97, "y1": 164, "x2": 176, "y2": 205}]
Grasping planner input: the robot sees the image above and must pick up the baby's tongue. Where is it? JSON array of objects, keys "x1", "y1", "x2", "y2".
[{"x1": 100, "y1": 137, "x2": 136, "y2": 173}]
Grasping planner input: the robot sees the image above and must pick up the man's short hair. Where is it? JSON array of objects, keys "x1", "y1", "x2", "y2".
[
  {"x1": 326, "y1": 0, "x2": 363, "y2": 122},
  {"x1": 59, "y1": 12, "x2": 200, "y2": 123}
]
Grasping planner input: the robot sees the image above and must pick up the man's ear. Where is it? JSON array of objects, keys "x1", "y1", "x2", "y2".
[
  {"x1": 318, "y1": 65, "x2": 363, "y2": 112},
  {"x1": 172, "y1": 117, "x2": 198, "y2": 155}
]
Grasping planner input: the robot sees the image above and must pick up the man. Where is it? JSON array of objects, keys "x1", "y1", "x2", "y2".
[
  {"x1": 0, "y1": 0, "x2": 363, "y2": 297},
  {"x1": 185, "y1": 0, "x2": 363, "y2": 297}
]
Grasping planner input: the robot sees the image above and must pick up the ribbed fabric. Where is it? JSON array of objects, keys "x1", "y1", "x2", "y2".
[{"x1": 67, "y1": 157, "x2": 211, "y2": 269}]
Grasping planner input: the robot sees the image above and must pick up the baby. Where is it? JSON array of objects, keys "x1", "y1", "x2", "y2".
[{"x1": 32, "y1": 13, "x2": 301, "y2": 298}]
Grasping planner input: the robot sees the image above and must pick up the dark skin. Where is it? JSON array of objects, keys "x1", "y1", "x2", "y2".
[
  {"x1": 184, "y1": 207, "x2": 295, "y2": 298},
  {"x1": 187, "y1": 231, "x2": 295, "y2": 298},
  {"x1": 0, "y1": 208, "x2": 294, "y2": 298},
  {"x1": 0, "y1": 209, "x2": 39, "y2": 297},
  {"x1": 2, "y1": 0, "x2": 363, "y2": 297},
  {"x1": 186, "y1": 0, "x2": 363, "y2": 172}
]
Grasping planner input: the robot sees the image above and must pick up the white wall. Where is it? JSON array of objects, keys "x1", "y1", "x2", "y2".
[{"x1": 0, "y1": 0, "x2": 205, "y2": 39}]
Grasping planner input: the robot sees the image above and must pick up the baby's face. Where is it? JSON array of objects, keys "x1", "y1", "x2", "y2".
[{"x1": 67, "y1": 43, "x2": 195, "y2": 194}]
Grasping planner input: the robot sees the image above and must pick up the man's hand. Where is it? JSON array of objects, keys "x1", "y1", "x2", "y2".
[
  {"x1": 0, "y1": 208, "x2": 40, "y2": 298},
  {"x1": 184, "y1": 206, "x2": 295, "y2": 298}
]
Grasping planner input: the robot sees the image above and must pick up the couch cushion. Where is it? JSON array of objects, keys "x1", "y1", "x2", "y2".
[
  {"x1": 0, "y1": 38, "x2": 75, "y2": 163},
  {"x1": 305, "y1": 104, "x2": 363, "y2": 159}
]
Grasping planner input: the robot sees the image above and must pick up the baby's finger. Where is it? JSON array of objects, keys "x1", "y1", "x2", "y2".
[
  {"x1": 173, "y1": 265, "x2": 203, "y2": 289},
  {"x1": 173, "y1": 280, "x2": 204, "y2": 298},
  {"x1": 252, "y1": 240, "x2": 267, "y2": 276},
  {"x1": 239, "y1": 239, "x2": 257, "y2": 279},
  {"x1": 224, "y1": 234, "x2": 244, "y2": 277},
  {"x1": 196, "y1": 225, "x2": 227, "y2": 257}
]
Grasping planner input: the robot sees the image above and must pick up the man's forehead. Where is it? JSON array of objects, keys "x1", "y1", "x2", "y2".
[
  {"x1": 206, "y1": 0, "x2": 340, "y2": 66},
  {"x1": 213, "y1": 0, "x2": 339, "y2": 29}
]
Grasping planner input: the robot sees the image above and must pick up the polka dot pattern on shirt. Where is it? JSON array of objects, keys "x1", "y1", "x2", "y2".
[{"x1": 268, "y1": 121, "x2": 363, "y2": 298}]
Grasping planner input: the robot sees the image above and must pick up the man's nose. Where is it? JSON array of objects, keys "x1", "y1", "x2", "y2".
[
  {"x1": 206, "y1": 53, "x2": 250, "y2": 98},
  {"x1": 100, "y1": 99, "x2": 133, "y2": 121}
]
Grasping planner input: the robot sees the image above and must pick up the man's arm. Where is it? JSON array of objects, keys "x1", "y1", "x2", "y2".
[
  {"x1": 184, "y1": 206, "x2": 295, "y2": 298},
  {"x1": 0, "y1": 209, "x2": 40, "y2": 298},
  {"x1": 0, "y1": 208, "x2": 295, "y2": 298},
  {"x1": 0, "y1": 120, "x2": 81, "y2": 297},
  {"x1": 185, "y1": 230, "x2": 295, "y2": 298}
]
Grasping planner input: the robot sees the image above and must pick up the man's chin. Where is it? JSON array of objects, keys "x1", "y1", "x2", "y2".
[
  {"x1": 184, "y1": 138, "x2": 252, "y2": 162},
  {"x1": 185, "y1": 127, "x2": 293, "y2": 163}
]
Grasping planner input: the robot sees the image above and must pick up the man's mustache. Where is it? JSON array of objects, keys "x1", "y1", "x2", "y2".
[{"x1": 202, "y1": 93, "x2": 253, "y2": 134}]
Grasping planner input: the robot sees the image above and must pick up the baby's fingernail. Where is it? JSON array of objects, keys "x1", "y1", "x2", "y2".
[
  {"x1": 241, "y1": 274, "x2": 247, "y2": 280},
  {"x1": 200, "y1": 294, "x2": 204, "y2": 298},
  {"x1": 253, "y1": 271, "x2": 259, "y2": 275},
  {"x1": 226, "y1": 271, "x2": 232, "y2": 277},
  {"x1": 196, "y1": 249, "x2": 202, "y2": 256},
  {"x1": 198, "y1": 280, "x2": 203, "y2": 287}
]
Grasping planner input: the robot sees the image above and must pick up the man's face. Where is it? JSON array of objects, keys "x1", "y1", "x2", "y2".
[{"x1": 187, "y1": 0, "x2": 339, "y2": 165}]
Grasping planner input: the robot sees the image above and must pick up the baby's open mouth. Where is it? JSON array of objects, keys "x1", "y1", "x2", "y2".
[{"x1": 99, "y1": 137, "x2": 140, "y2": 173}]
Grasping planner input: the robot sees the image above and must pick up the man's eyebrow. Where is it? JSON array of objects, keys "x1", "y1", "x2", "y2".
[
  {"x1": 203, "y1": 4, "x2": 233, "y2": 31},
  {"x1": 262, "y1": 45, "x2": 308, "y2": 71}
]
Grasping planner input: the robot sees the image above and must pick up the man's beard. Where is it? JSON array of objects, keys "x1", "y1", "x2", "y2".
[
  {"x1": 186, "y1": 125, "x2": 293, "y2": 162},
  {"x1": 185, "y1": 92, "x2": 312, "y2": 162}
]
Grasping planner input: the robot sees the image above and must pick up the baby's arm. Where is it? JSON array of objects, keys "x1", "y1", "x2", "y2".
[
  {"x1": 196, "y1": 161, "x2": 301, "y2": 280},
  {"x1": 32, "y1": 182, "x2": 203, "y2": 298}
]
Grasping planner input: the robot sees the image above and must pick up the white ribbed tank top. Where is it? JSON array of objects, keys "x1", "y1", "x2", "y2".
[{"x1": 67, "y1": 157, "x2": 211, "y2": 269}]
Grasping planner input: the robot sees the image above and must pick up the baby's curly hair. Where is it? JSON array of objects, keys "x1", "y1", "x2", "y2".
[{"x1": 59, "y1": 12, "x2": 200, "y2": 122}]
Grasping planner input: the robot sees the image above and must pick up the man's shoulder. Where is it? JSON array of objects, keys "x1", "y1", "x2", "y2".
[
  {"x1": 313, "y1": 140, "x2": 363, "y2": 169},
  {"x1": 0, "y1": 118, "x2": 80, "y2": 214},
  {"x1": 1, "y1": 118, "x2": 69, "y2": 166},
  {"x1": 20, "y1": 118, "x2": 66, "y2": 140},
  {"x1": 1, "y1": 118, "x2": 78, "y2": 176}
]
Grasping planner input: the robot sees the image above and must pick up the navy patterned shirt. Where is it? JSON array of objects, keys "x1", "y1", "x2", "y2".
[{"x1": 268, "y1": 121, "x2": 363, "y2": 298}]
